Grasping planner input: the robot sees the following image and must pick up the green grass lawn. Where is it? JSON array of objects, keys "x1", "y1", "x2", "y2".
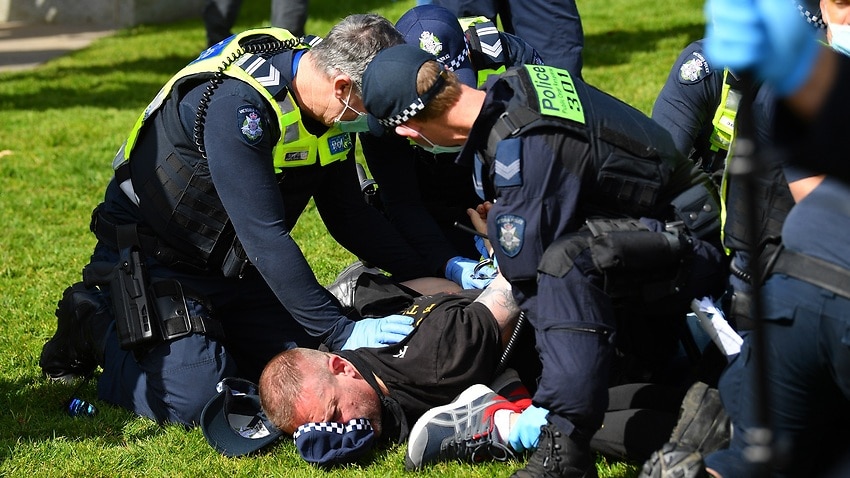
[{"x1": 0, "y1": 0, "x2": 707, "y2": 476}]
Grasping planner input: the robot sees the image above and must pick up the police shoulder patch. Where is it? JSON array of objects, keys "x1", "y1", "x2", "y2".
[
  {"x1": 678, "y1": 52, "x2": 711, "y2": 84},
  {"x1": 496, "y1": 214, "x2": 525, "y2": 258},
  {"x1": 237, "y1": 105, "x2": 264, "y2": 145}
]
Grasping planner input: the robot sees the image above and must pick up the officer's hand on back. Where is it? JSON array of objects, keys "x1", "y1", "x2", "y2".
[
  {"x1": 705, "y1": 0, "x2": 818, "y2": 95},
  {"x1": 341, "y1": 314, "x2": 415, "y2": 350}
]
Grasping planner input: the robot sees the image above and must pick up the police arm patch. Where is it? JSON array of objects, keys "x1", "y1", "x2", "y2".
[
  {"x1": 678, "y1": 52, "x2": 711, "y2": 84},
  {"x1": 237, "y1": 105, "x2": 264, "y2": 145},
  {"x1": 496, "y1": 214, "x2": 525, "y2": 257}
]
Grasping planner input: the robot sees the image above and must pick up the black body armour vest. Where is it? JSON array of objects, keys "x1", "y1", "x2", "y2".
[
  {"x1": 128, "y1": 73, "x2": 244, "y2": 272},
  {"x1": 482, "y1": 66, "x2": 717, "y2": 231},
  {"x1": 723, "y1": 159, "x2": 795, "y2": 254}
]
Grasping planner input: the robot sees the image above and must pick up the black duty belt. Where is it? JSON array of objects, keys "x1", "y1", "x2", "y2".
[
  {"x1": 89, "y1": 204, "x2": 210, "y2": 273},
  {"x1": 768, "y1": 246, "x2": 850, "y2": 301}
]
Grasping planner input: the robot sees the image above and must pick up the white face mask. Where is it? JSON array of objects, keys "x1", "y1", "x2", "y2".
[
  {"x1": 830, "y1": 24, "x2": 850, "y2": 55},
  {"x1": 825, "y1": 9, "x2": 850, "y2": 56},
  {"x1": 333, "y1": 89, "x2": 369, "y2": 133}
]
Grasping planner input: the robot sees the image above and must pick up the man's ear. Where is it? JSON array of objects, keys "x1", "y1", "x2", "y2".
[
  {"x1": 331, "y1": 73, "x2": 353, "y2": 100},
  {"x1": 395, "y1": 123, "x2": 420, "y2": 140},
  {"x1": 328, "y1": 354, "x2": 362, "y2": 378}
]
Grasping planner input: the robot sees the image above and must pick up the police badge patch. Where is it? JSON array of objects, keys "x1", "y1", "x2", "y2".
[
  {"x1": 496, "y1": 214, "x2": 525, "y2": 257},
  {"x1": 678, "y1": 52, "x2": 710, "y2": 84},
  {"x1": 238, "y1": 105, "x2": 264, "y2": 145},
  {"x1": 419, "y1": 31, "x2": 443, "y2": 56}
]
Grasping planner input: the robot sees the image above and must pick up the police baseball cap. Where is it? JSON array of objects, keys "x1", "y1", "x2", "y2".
[
  {"x1": 362, "y1": 44, "x2": 448, "y2": 136},
  {"x1": 200, "y1": 377, "x2": 284, "y2": 457},
  {"x1": 796, "y1": 0, "x2": 826, "y2": 29},
  {"x1": 293, "y1": 418, "x2": 376, "y2": 467},
  {"x1": 395, "y1": 5, "x2": 477, "y2": 88},
  {"x1": 201, "y1": 377, "x2": 377, "y2": 466}
]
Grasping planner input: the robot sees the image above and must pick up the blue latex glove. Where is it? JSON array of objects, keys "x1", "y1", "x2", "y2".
[
  {"x1": 341, "y1": 314, "x2": 414, "y2": 350},
  {"x1": 474, "y1": 235, "x2": 490, "y2": 259},
  {"x1": 508, "y1": 405, "x2": 549, "y2": 453},
  {"x1": 445, "y1": 256, "x2": 495, "y2": 289},
  {"x1": 704, "y1": 0, "x2": 819, "y2": 95}
]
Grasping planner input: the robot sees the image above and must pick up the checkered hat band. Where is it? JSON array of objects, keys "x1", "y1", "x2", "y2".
[
  {"x1": 378, "y1": 99, "x2": 427, "y2": 128},
  {"x1": 797, "y1": 2, "x2": 826, "y2": 29},
  {"x1": 446, "y1": 38, "x2": 470, "y2": 73},
  {"x1": 293, "y1": 418, "x2": 372, "y2": 440}
]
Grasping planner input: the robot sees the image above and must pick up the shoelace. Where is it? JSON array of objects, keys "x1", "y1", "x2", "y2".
[
  {"x1": 443, "y1": 430, "x2": 516, "y2": 463},
  {"x1": 539, "y1": 426, "x2": 563, "y2": 470}
]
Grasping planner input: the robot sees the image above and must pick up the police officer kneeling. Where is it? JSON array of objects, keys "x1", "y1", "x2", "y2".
[
  {"x1": 37, "y1": 17, "x2": 432, "y2": 427},
  {"x1": 360, "y1": 45, "x2": 727, "y2": 477}
]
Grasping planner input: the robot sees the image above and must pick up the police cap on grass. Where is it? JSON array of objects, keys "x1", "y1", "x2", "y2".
[
  {"x1": 200, "y1": 377, "x2": 377, "y2": 466},
  {"x1": 362, "y1": 44, "x2": 448, "y2": 136}
]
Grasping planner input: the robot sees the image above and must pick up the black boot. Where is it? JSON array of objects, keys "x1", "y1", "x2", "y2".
[
  {"x1": 39, "y1": 283, "x2": 110, "y2": 382},
  {"x1": 668, "y1": 381, "x2": 730, "y2": 453},
  {"x1": 511, "y1": 420, "x2": 598, "y2": 478},
  {"x1": 638, "y1": 382, "x2": 728, "y2": 478}
]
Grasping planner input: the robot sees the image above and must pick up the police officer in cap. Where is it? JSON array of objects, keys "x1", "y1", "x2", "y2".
[
  {"x1": 651, "y1": 2, "x2": 827, "y2": 332},
  {"x1": 359, "y1": 4, "x2": 544, "y2": 289},
  {"x1": 431, "y1": 0, "x2": 584, "y2": 76},
  {"x1": 38, "y1": 15, "x2": 430, "y2": 427},
  {"x1": 360, "y1": 44, "x2": 727, "y2": 477}
]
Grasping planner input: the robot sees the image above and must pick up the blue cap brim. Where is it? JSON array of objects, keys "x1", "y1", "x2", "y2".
[
  {"x1": 454, "y1": 65, "x2": 477, "y2": 88},
  {"x1": 366, "y1": 114, "x2": 391, "y2": 137},
  {"x1": 200, "y1": 382, "x2": 284, "y2": 457}
]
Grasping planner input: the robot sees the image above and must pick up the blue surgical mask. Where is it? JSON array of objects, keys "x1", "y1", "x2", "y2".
[
  {"x1": 402, "y1": 126, "x2": 463, "y2": 155},
  {"x1": 831, "y1": 23, "x2": 850, "y2": 56},
  {"x1": 334, "y1": 89, "x2": 370, "y2": 133}
]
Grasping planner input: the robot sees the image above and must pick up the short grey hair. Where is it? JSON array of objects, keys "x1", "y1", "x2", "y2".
[{"x1": 310, "y1": 13, "x2": 404, "y2": 94}]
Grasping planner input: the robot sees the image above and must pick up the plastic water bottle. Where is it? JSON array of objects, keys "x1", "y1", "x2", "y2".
[{"x1": 67, "y1": 397, "x2": 98, "y2": 418}]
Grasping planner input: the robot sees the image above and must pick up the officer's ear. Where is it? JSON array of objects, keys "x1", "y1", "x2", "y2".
[
  {"x1": 395, "y1": 122, "x2": 421, "y2": 140},
  {"x1": 331, "y1": 73, "x2": 354, "y2": 101}
]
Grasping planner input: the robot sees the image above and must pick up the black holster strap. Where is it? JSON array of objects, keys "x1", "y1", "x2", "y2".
[
  {"x1": 90, "y1": 205, "x2": 210, "y2": 273},
  {"x1": 149, "y1": 280, "x2": 225, "y2": 341},
  {"x1": 769, "y1": 247, "x2": 850, "y2": 300},
  {"x1": 91, "y1": 204, "x2": 158, "y2": 253}
]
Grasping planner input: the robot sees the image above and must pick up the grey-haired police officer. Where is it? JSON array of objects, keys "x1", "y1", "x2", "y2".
[{"x1": 38, "y1": 17, "x2": 431, "y2": 427}]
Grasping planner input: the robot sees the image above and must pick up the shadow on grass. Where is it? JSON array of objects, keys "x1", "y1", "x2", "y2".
[
  {"x1": 0, "y1": 373, "x2": 162, "y2": 459},
  {"x1": 0, "y1": 11, "x2": 703, "y2": 113},
  {"x1": 583, "y1": 23, "x2": 705, "y2": 68},
  {"x1": 0, "y1": 0, "x2": 406, "y2": 113}
]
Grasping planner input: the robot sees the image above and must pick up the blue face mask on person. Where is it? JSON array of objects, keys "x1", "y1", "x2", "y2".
[
  {"x1": 822, "y1": 8, "x2": 850, "y2": 56},
  {"x1": 399, "y1": 125, "x2": 463, "y2": 155},
  {"x1": 334, "y1": 89, "x2": 370, "y2": 133}
]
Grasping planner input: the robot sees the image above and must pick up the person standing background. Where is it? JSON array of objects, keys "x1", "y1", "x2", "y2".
[
  {"x1": 204, "y1": 0, "x2": 310, "y2": 47},
  {"x1": 431, "y1": 0, "x2": 583, "y2": 76}
]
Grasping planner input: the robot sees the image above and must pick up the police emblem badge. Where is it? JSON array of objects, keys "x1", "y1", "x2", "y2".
[
  {"x1": 419, "y1": 31, "x2": 443, "y2": 56},
  {"x1": 238, "y1": 105, "x2": 264, "y2": 145},
  {"x1": 496, "y1": 214, "x2": 525, "y2": 257},
  {"x1": 679, "y1": 52, "x2": 710, "y2": 84}
]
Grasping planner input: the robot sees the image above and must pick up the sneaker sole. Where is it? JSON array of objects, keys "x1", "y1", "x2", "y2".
[{"x1": 405, "y1": 384, "x2": 495, "y2": 470}]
